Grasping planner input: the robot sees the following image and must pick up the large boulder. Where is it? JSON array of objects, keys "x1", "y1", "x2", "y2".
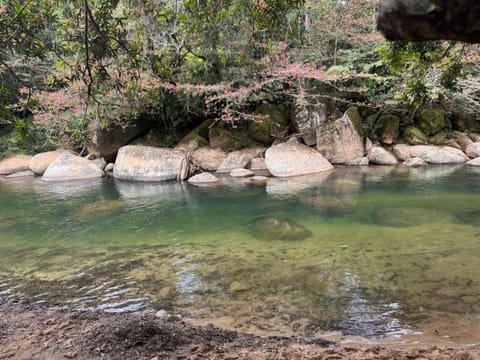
[
  {"x1": 0, "y1": 155, "x2": 32, "y2": 175},
  {"x1": 175, "y1": 131, "x2": 208, "y2": 152},
  {"x1": 417, "y1": 109, "x2": 450, "y2": 136},
  {"x1": 316, "y1": 107, "x2": 364, "y2": 164},
  {"x1": 392, "y1": 144, "x2": 468, "y2": 164},
  {"x1": 265, "y1": 139, "x2": 333, "y2": 177},
  {"x1": 375, "y1": 115, "x2": 400, "y2": 145},
  {"x1": 293, "y1": 99, "x2": 341, "y2": 146},
  {"x1": 466, "y1": 142, "x2": 480, "y2": 158},
  {"x1": 192, "y1": 147, "x2": 226, "y2": 171},
  {"x1": 113, "y1": 145, "x2": 185, "y2": 181},
  {"x1": 452, "y1": 131, "x2": 474, "y2": 152},
  {"x1": 29, "y1": 150, "x2": 74, "y2": 175},
  {"x1": 216, "y1": 148, "x2": 264, "y2": 173},
  {"x1": 87, "y1": 120, "x2": 147, "y2": 159},
  {"x1": 248, "y1": 103, "x2": 290, "y2": 145},
  {"x1": 42, "y1": 153, "x2": 105, "y2": 181},
  {"x1": 368, "y1": 145, "x2": 398, "y2": 165},
  {"x1": 403, "y1": 126, "x2": 428, "y2": 145}
]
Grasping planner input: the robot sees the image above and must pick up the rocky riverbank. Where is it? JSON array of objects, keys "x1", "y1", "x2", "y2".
[{"x1": 0, "y1": 303, "x2": 479, "y2": 360}]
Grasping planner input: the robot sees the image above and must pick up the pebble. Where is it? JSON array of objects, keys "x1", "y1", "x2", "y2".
[{"x1": 155, "y1": 309, "x2": 169, "y2": 320}]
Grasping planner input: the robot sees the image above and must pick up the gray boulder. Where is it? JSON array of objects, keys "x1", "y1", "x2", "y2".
[
  {"x1": 293, "y1": 99, "x2": 341, "y2": 146},
  {"x1": 465, "y1": 142, "x2": 480, "y2": 158},
  {"x1": 113, "y1": 145, "x2": 185, "y2": 181},
  {"x1": 368, "y1": 145, "x2": 398, "y2": 165},
  {"x1": 29, "y1": 150, "x2": 74, "y2": 175},
  {"x1": 392, "y1": 144, "x2": 468, "y2": 164},
  {"x1": 192, "y1": 147, "x2": 226, "y2": 171},
  {"x1": 187, "y1": 172, "x2": 219, "y2": 184},
  {"x1": 216, "y1": 148, "x2": 264, "y2": 173},
  {"x1": 316, "y1": 107, "x2": 364, "y2": 164},
  {"x1": 0, "y1": 155, "x2": 32, "y2": 175},
  {"x1": 265, "y1": 139, "x2": 333, "y2": 177},
  {"x1": 42, "y1": 153, "x2": 105, "y2": 181}
]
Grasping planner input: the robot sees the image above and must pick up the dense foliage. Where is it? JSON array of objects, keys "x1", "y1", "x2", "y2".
[{"x1": 0, "y1": 0, "x2": 479, "y2": 156}]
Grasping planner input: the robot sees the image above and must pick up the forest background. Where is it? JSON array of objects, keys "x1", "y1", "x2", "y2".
[{"x1": 1, "y1": 0, "x2": 479, "y2": 157}]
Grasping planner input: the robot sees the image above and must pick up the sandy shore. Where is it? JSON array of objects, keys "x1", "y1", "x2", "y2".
[{"x1": 1, "y1": 303, "x2": 479, "y2": 360}]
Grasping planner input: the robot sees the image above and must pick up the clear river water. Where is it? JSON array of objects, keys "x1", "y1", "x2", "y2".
[{"x1": 0, "y1": 165, "x2": 479, "y2": 345}]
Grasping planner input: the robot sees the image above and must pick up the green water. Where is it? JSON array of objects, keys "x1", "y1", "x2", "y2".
[{"x1": 1, "y1": 166, "x2": 480, "y2": 343}]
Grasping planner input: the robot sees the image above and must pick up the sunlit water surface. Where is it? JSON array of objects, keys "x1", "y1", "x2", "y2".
[{"x1": 1, "y1": 166, "x2": 480, "y2": 345}]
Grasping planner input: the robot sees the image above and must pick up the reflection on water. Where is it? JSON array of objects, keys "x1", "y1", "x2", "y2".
[{"x1": 1, "y1": 166, "x2": 480, "y2": 345}]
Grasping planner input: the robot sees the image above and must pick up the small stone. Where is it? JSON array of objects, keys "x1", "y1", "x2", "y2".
[
  {"x1": 229, "y1": 281, "x2": 249, "y2": 293},
  {"x1": 63, "y1": 352, "x2": 78, "y2": 359},
  {"x1": 467, "y1": 157, "x2": 480, "y2": 166},
  {"x1": 251, "y1": 176, "x2": 268, "y2": 182},
  {"x1": 403, "y1": 157, "x2": 428, "y2": 167},
  {"x1": 230, "y1": 168, "x2": 254, "y2": 177},
  {"x1": 187, "y1": 172, "x2": 219, "y2": 184},
  {"x1": 105, "y1": 163, "x2": 114, "y2": 172},
  {"x1": 155, "y1": 310, "x2": 169, "y2": 320}
]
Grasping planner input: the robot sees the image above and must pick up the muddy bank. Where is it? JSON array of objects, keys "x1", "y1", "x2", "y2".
[{"x1": 0, "y1": 303, "x2": 479, "y2": 360}]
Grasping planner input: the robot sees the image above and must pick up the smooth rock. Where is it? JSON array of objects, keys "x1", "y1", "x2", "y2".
[
  {"x1": 192, "y1": 147, "x2": 226, "y2": 171},
  {"x1": 403, "y1": 157, "x2": 428, "y2": 167},
  {"x1": 368, "y1": 146, "x2": 398, "y2": 165},
  {"x1": 229, "y1": 281, "x2": 249, "y2": 293},
  {"x1": 465, "y1": 142, "x2": 480, "y2": 158},
  {"x1": 230, "y1": 168, "x2": 254, "y2": 178},
  {"x1": 452, "y1": 131, "x2": 474, "y2": 151},
  {"x1": 467, "y1": 157, "x2": 480, "y2": 166},
  {"x1": 6, "y1": 170, "x2": 35, "y2": 178},
  {"x1": 77, "y1": 200, "x2": 123, "y2": 217},
  {"x1": 155, "y1": 310, "x2": 169, "y2": 320},
  {"x1": 216, "y1": 148, "x2": 264, "y2": 173},
  {"x1": 187, "y1": 172, "x2": 219, "y2": 184},
  {"x1": 265, "y1": 139, "x2": 333, "y2": 177},
  {"x1": 374, "y1": 207, "x2": 456, "y2": 227},
  {"x1": 113, "y1": 146, "x2": 185, "y2": 182},
  {"x1": 392, "y1": 144, "x2": 468, "y2": 164},
  {"x1": 105, "y1": 163, "x2": 114, "y2": 172},
  {"x1": 29, "y1": 150, "x2": 73, "y2": 175},
  {"x1": 0, "y1": 155, "x2": 33, "y2": 175},
  {"x1": 42, "y1": 154, "x2": 105, "y2": 181},
  {"x1": 316, "y1": 107, "x2": 364, "y2": 164}
]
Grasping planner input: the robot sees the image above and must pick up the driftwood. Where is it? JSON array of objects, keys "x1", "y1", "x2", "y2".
[{"x1": 378, "y1": 0, "x2": 480, "y2": 43}]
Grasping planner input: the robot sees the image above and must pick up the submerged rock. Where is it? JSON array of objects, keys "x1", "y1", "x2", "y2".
[
  {"x1": 230, "y1": 168, "x2": 254, "y2": 178},
  {"x1": 77, "y1": 200, "x2": 124, "y2": 217},
  {"x1": 0, "y1": 155, "x2": 33, "y2": 175},
  {"x1": 248, "y1": 216, "x2": 312, "y2": 241},
  {"x1": 374, "y1": 207, "x2": 456, "y2": 227}
]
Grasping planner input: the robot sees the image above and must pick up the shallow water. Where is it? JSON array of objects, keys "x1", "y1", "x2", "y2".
[{"x1": 1, "y1": 166, "x2": 480, "y2": 344}]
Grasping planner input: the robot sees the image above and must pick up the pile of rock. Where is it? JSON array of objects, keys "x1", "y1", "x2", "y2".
[{"x1": 2, "y1": 102, "x2": 480, "y2": 184}]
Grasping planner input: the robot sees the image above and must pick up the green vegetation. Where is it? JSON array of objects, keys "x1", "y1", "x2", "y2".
[{"x1": 0, "y1": 0, "x2": 479, "y2": 156}]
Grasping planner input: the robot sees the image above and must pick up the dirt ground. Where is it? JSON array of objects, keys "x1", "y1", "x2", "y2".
[{"x1": 0, "y1": 303, "x2": 479, "y2": 360}]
